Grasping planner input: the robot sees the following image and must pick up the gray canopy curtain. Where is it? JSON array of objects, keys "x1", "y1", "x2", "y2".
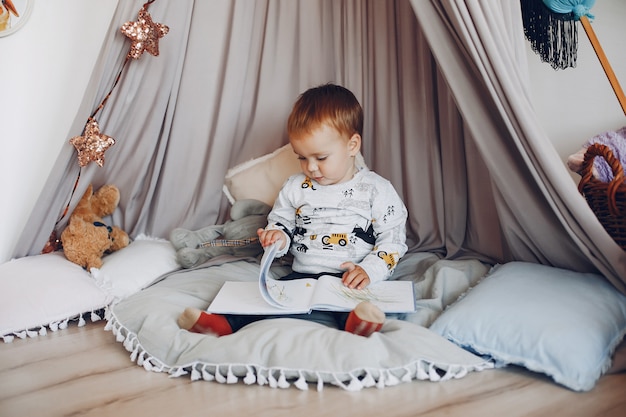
[{"x1": 14, "y1": 0, "x2": 625, "y2": 293}]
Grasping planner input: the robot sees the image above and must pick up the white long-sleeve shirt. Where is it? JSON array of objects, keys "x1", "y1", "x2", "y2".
[{"x1": 266, "y1": 167, "x2": 408, "y2": 283}]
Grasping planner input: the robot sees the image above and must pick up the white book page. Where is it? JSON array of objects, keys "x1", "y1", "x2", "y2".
[
  {"x1": 265, "y1": 277, "x2": 318, "y2": 311},
  {"x1": 207, "y1": 281, "x2": 312, "y2": 315},
  {"x1": 258, "y1": 242, "x2": 316, "y2": 311},
  {"x1": 307, "y1": 275, "x2": 358, "y2": 311},
  {"x1": 309, "y1": 276, "x2": 416, "y2": 313},
  {"x1": 206, "y1": 281, "x2": 281, "y2": 314},
  {"x1": 258, "y1": 242, "x2": 281, "y2": 307}
]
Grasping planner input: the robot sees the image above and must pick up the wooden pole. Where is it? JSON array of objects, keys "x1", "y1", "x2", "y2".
[{"x1": 579, "y1": 16, "x2": 626, "y2": 117}]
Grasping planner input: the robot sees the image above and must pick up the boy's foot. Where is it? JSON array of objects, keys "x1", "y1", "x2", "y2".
[
  {"x1": 177, "y1": 307, "x2": 233, "y2": 336},
  {"x1": 344, "y1": 301, "x2": 385, "y2": 337}
]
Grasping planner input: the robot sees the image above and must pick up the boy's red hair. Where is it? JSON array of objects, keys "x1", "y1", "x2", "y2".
[{"x1": 287, "y1": 84, "x2": 363, "y2": 139}]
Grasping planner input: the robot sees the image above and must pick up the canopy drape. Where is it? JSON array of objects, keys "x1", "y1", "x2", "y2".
[{"x1": 14, "y1": 0, "x2": 625, "y2": 292}]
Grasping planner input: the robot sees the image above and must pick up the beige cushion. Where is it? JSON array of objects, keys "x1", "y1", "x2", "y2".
[
  {"x1": 223, "y1": 144, "x2": 301, "y2": 206},
  {"x1": 223, "y1": 144, "x2": 368, "y2": 206}
]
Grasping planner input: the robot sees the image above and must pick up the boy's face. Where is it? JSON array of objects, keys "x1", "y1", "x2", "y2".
[{"x1": 290, "y1": 123, "x2": 361, "y2": 186}]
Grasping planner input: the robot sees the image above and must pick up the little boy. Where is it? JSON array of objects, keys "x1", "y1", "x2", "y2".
[{"x1": 178, "y1": 83, "x2": 408, "y2": 337}]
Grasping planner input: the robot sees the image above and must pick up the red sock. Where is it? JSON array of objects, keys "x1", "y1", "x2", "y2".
[
  {"x1": 344, "y1": 301, "x2": 384, "y2": 337},
  {"x1": 189, "y1": 312, "x2": 233, "y2": 337}
]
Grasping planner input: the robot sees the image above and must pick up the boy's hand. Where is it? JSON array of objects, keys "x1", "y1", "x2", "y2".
[
  {"x1": 257, "y1": 228, "x2": 287, "y2": 250},
  {"x1": 340, "y1": 262, "x2": 371, "y2": 289}
]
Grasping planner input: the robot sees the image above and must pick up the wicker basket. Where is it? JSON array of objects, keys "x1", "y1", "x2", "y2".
[{"x1": 578, "y1": 143, "x2": 626, "y2": 250}]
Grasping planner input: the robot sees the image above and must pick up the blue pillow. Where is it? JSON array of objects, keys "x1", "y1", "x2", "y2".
[{"x1": 429, "y1": 261, "x2": 626, "y2": 391}]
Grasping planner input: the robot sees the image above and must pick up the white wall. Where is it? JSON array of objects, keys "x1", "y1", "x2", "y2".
[
  {"x1": 526, "y1": 1, "x2": 626, "y2": 162},
  {"x1": 0, "y1": 0, "x2": 118, "y2": 262},
  {"x1": 0, "y1": 1, "x2": 624, "y2": 263}
]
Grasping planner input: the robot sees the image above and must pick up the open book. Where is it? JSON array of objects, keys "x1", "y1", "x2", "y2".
[{"x1": 207, "y1": 243, "x2": 416, "y2": 315}]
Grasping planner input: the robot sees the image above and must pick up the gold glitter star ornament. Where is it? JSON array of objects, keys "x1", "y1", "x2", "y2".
[
  {"x1": 120, "y1": 8, "x2": 169, "y2": 60},
  {"x1": 69, "y1": 118, "x2": 115, "y2": 167}
]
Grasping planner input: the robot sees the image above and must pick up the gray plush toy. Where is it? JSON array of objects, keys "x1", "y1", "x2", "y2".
[{"x1": 170, "y1": 199, "x2": 272, "y2": 268}]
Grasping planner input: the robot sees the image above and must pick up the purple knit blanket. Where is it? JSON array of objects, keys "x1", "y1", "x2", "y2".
[{"x1": 584, "y1": 126, "x2": 626, "y2": 182}]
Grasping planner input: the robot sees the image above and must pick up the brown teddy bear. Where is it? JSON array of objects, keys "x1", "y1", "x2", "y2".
[{"x1": 61, "y1": 184, "x2": 130, "y2": 270}]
